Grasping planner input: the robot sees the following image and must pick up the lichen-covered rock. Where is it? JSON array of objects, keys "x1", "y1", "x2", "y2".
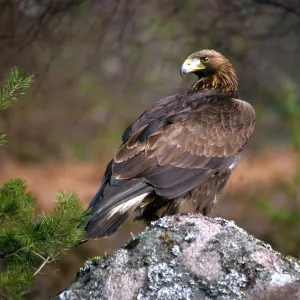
[{"x1": 56, "y1": 215, "x2": 300, "y2": 300}]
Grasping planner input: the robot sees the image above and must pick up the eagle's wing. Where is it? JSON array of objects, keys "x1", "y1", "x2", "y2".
[
  {"x1": 86, "y1": 92, "x2": 255, "y2": 238},
  {"x1": 113, "y1": 96, "x2": 255, "y2": 195}
]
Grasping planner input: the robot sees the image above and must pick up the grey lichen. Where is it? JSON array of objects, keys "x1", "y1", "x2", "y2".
[
  {"x1": 153, "y1": 216, "x2": 177, "y2": 229},
  {"x1": 286, "y1": 257, "x2": 300, "y2": 273},
  {"x1": 145, "y1": 262, "x2": 193, "y2": 299},
  {"x1": 201, "y1": 269, "x2": 248, "y2": 299},
  {"x1": 184, "y1": 232, "x2": 196, "y2": 242},
  {"x1": 56, "y1": 214, "x2": 300, "y2": 300},
  {"x1": 171, "y1": 245, "x2": 181, "y2": 257},
  {"x1": 58, "y1": 289, "x2": 71, "y2": 300}
]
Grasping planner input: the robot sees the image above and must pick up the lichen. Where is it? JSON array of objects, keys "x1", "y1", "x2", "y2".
[
  {"x1": 141, "y1": 262, "x2": 195, "y2": 300},
  {"x1": 184, "y1": 232, "x2": 196, "y2": 242},
  {"x1": 58, "y1": 289, "x2": 71, "y2": 300},
  {"x1": 148, "y1": 262, "x2": 176, "y2": 287},
  {"x1": 285, "y1": 256, "x2": 300, "y2": 273},
  {"x1": 156, "y1": 284, "x2": 192, "y2": 300},
  {"x1": 199, "y1": 269, "x2": 248, "y2": 299},
  {"x1": 111, "y1": 248, "x2": 129, "y2": 268},
  {"x1": 171, "y1": 245, "x2": 181, "y2": 257},
  {"x1": 270, "y1": 273, "x2": 294, "y2": 287},
  {"x1": 153, "y1": 216, "x2": 175, "y2": 229},
  {"x1": 56, "y1": 215, "x2": 300, "y2": 300}
]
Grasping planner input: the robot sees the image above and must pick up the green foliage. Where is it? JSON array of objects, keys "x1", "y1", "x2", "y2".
[
  {"x1": 258, "y1": 182, "x2": 300, "y2": 255},
  {"x1": 0, "y1": 179, "x2": 34, "y2": 223},
  {"x1": 0, "y1": 67, "x2": 33, "y2": 111},
  {"x1": 35, "y1": 192, "x2": 89, "y2": 258},
  {"x1": 0, "y1": 67, "x2": 33, "y2": 146},
  {"x1": 275, "y1": 78, "x2": 300, "y2": 151},
  {"x1": 0, "y1": 134, "x2": 5, "y2": 146},
  {"x1": 257, "y1": 77, "x2": 300, "y2": 257},
  {"x1": 0, "y1": 179, "x2": 89, "y2": 298},
  {"x1": 0, "y1": 69, "x2": 90, "y2": 298}
]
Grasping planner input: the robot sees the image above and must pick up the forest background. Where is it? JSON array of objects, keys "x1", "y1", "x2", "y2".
[{"x1": 0, "y1": 0, "x2": 299, "y2": 298}]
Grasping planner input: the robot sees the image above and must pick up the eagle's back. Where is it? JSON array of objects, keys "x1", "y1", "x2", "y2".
[
  {"x1": 85, "y1": 91, "x2": 255, "y2": 239},
  {"x1": 85, "y1": 49, "x2": 256, "y2": 240}
]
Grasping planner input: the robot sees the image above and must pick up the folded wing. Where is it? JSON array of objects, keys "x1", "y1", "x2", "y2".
[{"x1": 85, "y1": 92, "x2": 255, "y2": 238}]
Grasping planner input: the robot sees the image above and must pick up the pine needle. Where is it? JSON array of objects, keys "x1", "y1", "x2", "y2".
[
  {"x1": 0, "y1": 133, "x2": 6, "y2": 146},
  {"x1": 0, "y1": 181, "x2": 89, "y2": 298},
  {"x1": 0, "y1": 69, "x2": 91, "y2": 298},
  {"x1": 0, "y1": 67, "x2": 33, "y2": 110}
]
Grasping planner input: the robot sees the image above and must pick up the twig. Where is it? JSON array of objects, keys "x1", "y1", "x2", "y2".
[
  {"x1": 31, "y1": 250, "x2": 46, "y2": 261},
  {"x1": 34, "y1": 256, "x2": 50, "y2": 276}
]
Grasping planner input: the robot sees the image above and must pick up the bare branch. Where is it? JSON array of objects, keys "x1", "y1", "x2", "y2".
[
  {"x1": 34, "y1": 256, "x2": 51, "y2": 276},
  {"x1": 253, "y1": 0, "x2": 300, "y2": 17}
]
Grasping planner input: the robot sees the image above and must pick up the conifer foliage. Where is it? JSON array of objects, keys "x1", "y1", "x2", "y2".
[
  {"x1": 0, "y1": 69, "x2": 89, "y2": 298},
  {"x1": 0, "y1": 67, "x2": 33, "y2": 146}
]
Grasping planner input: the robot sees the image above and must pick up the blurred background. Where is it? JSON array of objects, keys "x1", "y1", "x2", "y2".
[{"x1": 0, "y1": 0, "x2": 299, "y2": 298}]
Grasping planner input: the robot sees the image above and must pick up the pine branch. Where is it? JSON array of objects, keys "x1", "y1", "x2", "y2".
[
  {"x1": 0, "y1": 67, "x2": 33, "y2": 110},
  {"x1": 0, "y1": 68, "x2": 90, "y2": 298},
  {"x1": 0, "y1": 180, "x2": 90, "y2": 298},
  {"x1": 0, "y1": 67, "x2": 33, "y2": 147},
  {"x1": 33, "y1": 256, "x2": 50, "y2": 276},
  {"x1": 0, "y1": 134, "x2": 6, "y2": 147}
]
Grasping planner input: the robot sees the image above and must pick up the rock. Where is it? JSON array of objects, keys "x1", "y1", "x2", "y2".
[{"x1": 56, "y1": 214, "x2": 300, "y2": 300}]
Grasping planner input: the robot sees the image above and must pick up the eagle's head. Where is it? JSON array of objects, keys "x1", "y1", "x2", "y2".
[{"x1": 180, "y1": 49, "x2": 238, "y2": 94}]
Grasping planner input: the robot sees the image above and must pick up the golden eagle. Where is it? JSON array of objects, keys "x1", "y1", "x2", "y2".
[{"x1": 85, "y1": 49, "x2": 255, "y2": 239}]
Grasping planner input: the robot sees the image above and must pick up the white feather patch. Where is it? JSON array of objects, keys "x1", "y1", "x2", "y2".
[
  {"x1": 229, "y1": 155, "x2": 241, "y2": 171},
  {"x1": 106, "y1": 193, "x2": 149, "y2": 219}
]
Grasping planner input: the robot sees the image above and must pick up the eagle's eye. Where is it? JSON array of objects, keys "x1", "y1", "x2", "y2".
[{"x1": 201, "y1": 57, "x2": 209, "y2": 63}]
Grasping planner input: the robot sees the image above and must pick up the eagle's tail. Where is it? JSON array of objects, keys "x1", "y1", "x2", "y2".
[{"x1": 84, "y1": 180, "x2": 152, "y2": 239}]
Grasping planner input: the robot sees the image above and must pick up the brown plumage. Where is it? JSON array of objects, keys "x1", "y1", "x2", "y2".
[{"x1": 85, "y1": 49, "x2": 255, "y2": 239}]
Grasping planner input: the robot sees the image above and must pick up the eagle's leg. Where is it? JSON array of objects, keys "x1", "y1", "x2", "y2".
[{"x1": 190, "y1": 169, "x2": 233, "y2": 216}]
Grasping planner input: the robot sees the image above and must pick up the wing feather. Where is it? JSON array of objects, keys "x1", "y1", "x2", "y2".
[
  {"x1": 86, "y1": 90, "x2": 255, "y2": 239},
  {"x1": 112, "y1": 94, "x2": 255, "y2": 200}
]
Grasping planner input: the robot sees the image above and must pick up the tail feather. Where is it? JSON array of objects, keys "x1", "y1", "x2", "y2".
[
  {"x1": 85, "y1": 210, "x2": 129, "y2": 239},
  {"x1": 85, "y1": 179, "x2": 152, "y2": 239},
  {"x1": 85, "y1": 193, "x2": 149, "y2": 239},
  {"x1": 88, "y1": 182, "x2": 106, "y2": 208}
]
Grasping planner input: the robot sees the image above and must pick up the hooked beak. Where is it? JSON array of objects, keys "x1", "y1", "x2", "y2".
[{"x1": 180, "y1": 57, "x2": 205, "y2": 77}]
